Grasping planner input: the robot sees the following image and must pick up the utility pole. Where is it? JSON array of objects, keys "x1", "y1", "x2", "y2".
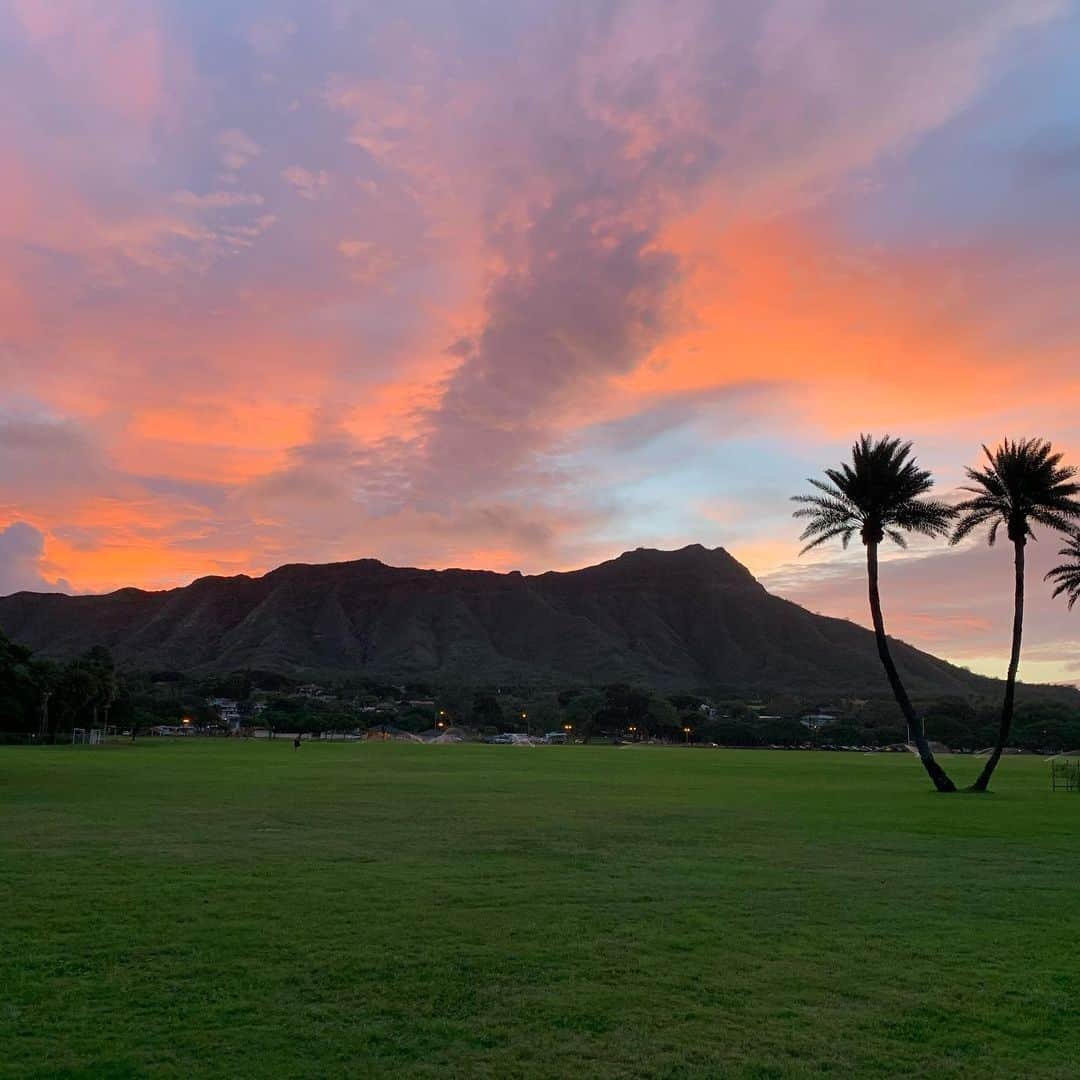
[{"x1": 39, "y1": 691, "x2": 51, "y2": 740}]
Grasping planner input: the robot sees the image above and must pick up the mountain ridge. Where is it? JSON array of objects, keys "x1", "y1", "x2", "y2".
[{"x1": 0, "y1": 545, "x2": 1073, "y2": 699}]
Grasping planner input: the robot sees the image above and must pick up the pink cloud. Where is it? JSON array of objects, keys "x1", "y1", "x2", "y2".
[
  {"x1": 10, "y1": 0, "x2": 168, "y2": 124},
  {"x1": 281, "y1": 165, "x2": 330, "y2": 200}
]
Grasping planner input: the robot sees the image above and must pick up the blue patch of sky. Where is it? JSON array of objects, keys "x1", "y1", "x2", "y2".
[
  {"x1": 562, "y1": 421, "x2": 836, "y2": 551},
  {"x1": 841, "y1": 12, "x2": 1080, "y2": 247}
]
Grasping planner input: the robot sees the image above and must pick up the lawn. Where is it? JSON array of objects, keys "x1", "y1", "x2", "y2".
[{"x1": 1, "y1": 742, "x2": 1078, "y2": 1079}]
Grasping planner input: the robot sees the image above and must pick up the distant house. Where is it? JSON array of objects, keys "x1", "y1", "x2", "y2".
[
  {"x1": 207, "y1": 697, "x2": 242, "y2": 732},
  {"x1": 801, "y1": 714, "x2": 836, "y2": 730}
]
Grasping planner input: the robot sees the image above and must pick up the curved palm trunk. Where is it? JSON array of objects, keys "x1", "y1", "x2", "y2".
[
  {"x1": 866, "y1": 542, "x2": 956, "y2": 793},
  {"x1": 971, "y1": 540, "x2": 1025, "y2": 792}
]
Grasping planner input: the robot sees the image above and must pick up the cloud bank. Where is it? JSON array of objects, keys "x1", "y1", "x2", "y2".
[{"x1": 2, "y1": 0, "x2": 1079, "y2": 677}]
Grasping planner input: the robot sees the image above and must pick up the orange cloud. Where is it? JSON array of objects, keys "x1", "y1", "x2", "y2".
[{"x1": 616, "y1": 216, "x2": 1028, "y2": 432}]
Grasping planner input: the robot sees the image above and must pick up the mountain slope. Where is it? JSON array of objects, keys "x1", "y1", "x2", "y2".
[{"x1": 0, "y1": 545, "x2": 1060, "y2": 697}]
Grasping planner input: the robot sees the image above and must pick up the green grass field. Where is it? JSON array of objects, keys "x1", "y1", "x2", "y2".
[{"x1": 2, "y1": 743, "x2": 1078, "y2": 1079}]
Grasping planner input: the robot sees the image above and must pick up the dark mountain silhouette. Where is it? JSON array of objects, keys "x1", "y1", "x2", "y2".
[{"x1": 0, "y1": 545, "x2": 1070, "y2": 698}]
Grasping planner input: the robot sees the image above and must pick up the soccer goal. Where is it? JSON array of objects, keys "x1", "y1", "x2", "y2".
[{"x1": 71, "y1": 728, "x2": 104, "y2": 745}]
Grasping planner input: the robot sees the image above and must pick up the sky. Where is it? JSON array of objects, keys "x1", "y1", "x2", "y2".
[{"x1": 3, "y1": 0, "x2": 1080, "y2": 682}]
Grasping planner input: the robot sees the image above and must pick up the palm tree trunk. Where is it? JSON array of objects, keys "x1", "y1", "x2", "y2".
[
  {"x1": 866, "y1": 541, "x2": 956, "y2": 792},
  {"x1": 971, "y1": 539, "x2": 1025, "y2": 792}
]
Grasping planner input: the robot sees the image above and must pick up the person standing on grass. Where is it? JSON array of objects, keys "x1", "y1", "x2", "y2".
[{"x1": 293, "y1": 734, "x2": 302, "y2": 751}]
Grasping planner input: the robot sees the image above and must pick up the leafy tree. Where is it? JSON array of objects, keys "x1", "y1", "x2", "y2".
[
  {"x1": 952, "y1": 439, "x2": 1080, "y2": 790},
  {"x1": 793, "y1": 434, "x2": 957, "y2": 791},
  {"x1": 0, "y1": 630, "x2": 44, "y2": 736},
  {"x1": 1009, "y1": 701, "x2": 1080, "y2": 754},
  {"x1": 522, "y1": 692, "x2": 562, "y2": 735},
  {"x1": 697, "y1": 717, "x2": 759, "y2": 746},
  {"x1": 645, "y1": 695, "x2": 680, "y2": 740},
  {"x1": 472, "y1": 691, "x2": 503, "y2": 730},
  {"x1": 399, "y1": 704, "x2": 435, "y2": 733},
  {"x1": 603, "y1": 684, "x2": 649, "y2": 724},
  {"x1": 436, "y1": 684, "x2": 474, "y2": 725},
  {"x1": 127, "y1": 706, "x2": 158, "y2": 741},
  {"x1": 760, "y1": 715, "x2": 809, "y2": 747},
  {"x1": 562, "y1": 689, "x2": 604, "y2": 741},
  {"x1": 52, "y1": 664, "x2": 99, "y2": 735},
  {"x1": 83, "y1": 646, "x2": 118, "y2": 731},
  {"x1": 924, "y1": 698, "x2": 979, "y2": 752}
]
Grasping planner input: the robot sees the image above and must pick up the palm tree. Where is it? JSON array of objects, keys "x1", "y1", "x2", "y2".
[
  {"x1": 793, "y1": 435, "x2": 957, "y2": 792},
  {"x1": 952, "y1": 439, "x2": 1080, "y2": 791},
  {"x1": 1046, "y1": 533, "x2": 1080, "y2": 610}
]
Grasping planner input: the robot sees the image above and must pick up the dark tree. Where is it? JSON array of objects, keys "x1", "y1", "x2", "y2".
[
  {"x1": 0, "y1": 630, "x2": 44, "y2": 737},
  {"x1": 563, "y1": 689, "x2": 604, "y2": 741},
  {"x1": 52, "y1": 664, "x2": 100, "y2": 735},
  {"x1": 793, "y1": 434, "x2": 957, "y2": 792},
  {"x1": 472, "y1": 691, "x2": 503, "y2": 729},
  {"x1": 952, "y1": 438, "x2": 1080, "y2": 791},
  {"x1": 83, "y1": 646, "x2": 118, "y2": 732}
]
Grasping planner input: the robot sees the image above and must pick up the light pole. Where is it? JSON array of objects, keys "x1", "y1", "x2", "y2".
[
  {"x1": 563, "y1": 722, "x2": 572, "y2": 744},
  {"x1": 39, "y1": 690, "x2": 51, "y2": 740},
  {"x1": 628, "y1": 724, "x2": 637, "y2": 743},
  {"x1": 683, "y1": 725, "x2": 692, "y2": 745},
  {"x1": 520, "y1": 711, "x2": 528, "y2": 736}
]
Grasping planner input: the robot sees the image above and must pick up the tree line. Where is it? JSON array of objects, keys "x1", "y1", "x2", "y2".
[
  {"x1": 6, "y1": 628, "x2": 1080, "y2": 754},
  {"x1": 0, "y1": 636, "x2": 119, "y2": 741}
]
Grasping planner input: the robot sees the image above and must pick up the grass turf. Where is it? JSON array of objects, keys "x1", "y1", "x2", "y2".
[{"x1": 1, "y1": 742, "x2": 1078, "y2": 1079}]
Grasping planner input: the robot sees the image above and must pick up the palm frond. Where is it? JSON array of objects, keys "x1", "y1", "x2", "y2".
[
  {"x1": 798, "y1": 525, "x2": 857, "y2": 554},
  {"x1": 950, "y1": 507, "x2": 997, "y2": 545},
  {"x1": 1045, "y1": 534, "x2": 1080, "y2": 610}
]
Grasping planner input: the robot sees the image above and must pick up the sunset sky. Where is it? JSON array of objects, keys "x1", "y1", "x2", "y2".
[{"x1": 3, "y1": 1, "x2": 1080, "y2": 682}]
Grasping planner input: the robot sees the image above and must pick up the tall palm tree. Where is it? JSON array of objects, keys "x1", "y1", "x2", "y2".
[
  {"x1": 1045, "y1": 533, "x2": 1080, "y2": 610},
  {"x1": 793, "y1": 435, "x2": 957, "y2": 792},
  {"x1": 952, "y1": 438, "x2": 1080, "y2": 792}
]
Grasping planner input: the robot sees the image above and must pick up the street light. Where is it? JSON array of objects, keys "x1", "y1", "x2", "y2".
[
  {"x1": 436, "y1": 709, "x2": 447, "y2": 731},
  {"x1": 628, "y1": 724, "x2": 637, "y2": 742},
  {"x1": 563, "y1": 722, "x2": 572, "y2": 743},
  {"x1": 520, "y1": 710, "x2": 528, "y2": 735},
  {"x1": 682, "y1": 725, "x2": 692, "y2": 745}
]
